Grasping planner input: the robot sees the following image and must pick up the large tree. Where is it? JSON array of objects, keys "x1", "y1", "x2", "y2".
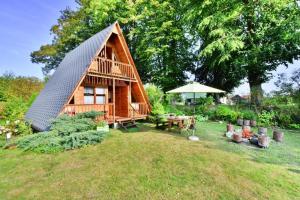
[
  {"x1": 31, "y1": 0, "x2": 194, "y2": 91},
  {"x1": 187, "y1": 0, "x2": 300, "y2": 106}
]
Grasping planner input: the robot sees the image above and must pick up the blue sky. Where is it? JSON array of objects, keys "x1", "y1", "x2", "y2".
[
  {"x1": 0, "y1": 0, "x2": 299, "y2": 94},
  {"x1": 0, "y1": 0, "x2": 77, "y2": 78}
]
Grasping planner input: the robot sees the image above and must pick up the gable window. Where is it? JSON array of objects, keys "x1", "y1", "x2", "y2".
[
  {"x1": 84, "y1": 87, "x2": 94, "y2": 104},
  {"x1": 95, "y1": 87, "x2": 106, "y2": 104}
]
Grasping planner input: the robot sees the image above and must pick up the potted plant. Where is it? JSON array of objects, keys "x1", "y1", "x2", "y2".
[
  {"x1": 257, "y1": 111, "x2": 275, "y2": 136},
  {"x1": 237, "y1": 112, "x2": 244, "y2": 126},
  {"x1": 96, "y1": 121, "x2": 109, "y2": 132}
]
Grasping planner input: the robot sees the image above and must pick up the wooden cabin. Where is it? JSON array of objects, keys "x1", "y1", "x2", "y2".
[{"x1": 26, "y1": 22, "x2": 150, "y2": 131}]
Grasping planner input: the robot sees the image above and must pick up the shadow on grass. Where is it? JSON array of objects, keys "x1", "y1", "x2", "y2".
[{"x1": 133, "y1": 122, "x2": 300, "y2": 168}]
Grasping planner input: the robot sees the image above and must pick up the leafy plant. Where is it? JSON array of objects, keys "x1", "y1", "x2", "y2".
[
  {"x1": 241, "y1": 110, "x2": 257, "y2": 120},
  {"x1": 258, "y1": 111, "x2": 275, "y2": 127},
  {"x1": 214, "y1": 105, "x2": 238, "y2": 123},
  {"x1": 97, "y1": 120, "x2": 107, "y2": 127}
]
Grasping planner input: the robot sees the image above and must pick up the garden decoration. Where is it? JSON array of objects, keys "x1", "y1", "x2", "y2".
[
  {"x1": 232, "y1": 132, "x2": 243, "y2": 143},
  {"x1": 227, "y1": 123, "x2": 234, "y2": 132},
  {"x1": 242, "y1": 125, "x2": 252, "y2": 138},
  {"x1": 167, "y1": 82, "x2": 225, "y2": 141},
  {"x1": 258, "y1": 127, "x2": 267, "y2": 135},
  {"x1": 258, "y1": 135, "x2": 270, "y2": 148},
  {"x1": 237, "y1": 118, "x2": 244, "y2": 126},
  {"x1": 273, "y1": 130, "x2": 284, "y2": 142}
]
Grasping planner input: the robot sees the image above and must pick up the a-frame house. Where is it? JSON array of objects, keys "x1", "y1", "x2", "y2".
[{"x1": 26, "y1": 22, "x2": 150, "y2": 131}]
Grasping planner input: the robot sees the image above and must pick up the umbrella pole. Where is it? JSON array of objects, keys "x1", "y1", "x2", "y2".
[{"x1": 193, "y1": 92, "x2": 195, "y2": 136}]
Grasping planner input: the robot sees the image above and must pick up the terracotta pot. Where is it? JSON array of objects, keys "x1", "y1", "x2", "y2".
[
  {"x1": 242, "y1": 125, "x2": 251, "y2": 131},
  {"x1": 237, "y1": 118, "x2": 243, "y2": 126},
  {"x1": 232, "y1": 133, "x2": 243, "y2": 143},
  {"x1": 250, "y1": 120, "x2": 257, "y2": 127},
  {"x1": 227, "y1": 124, "x2": 234, "y2": 132},
  {"x1": 243, "y1": 120, "x2": 250, "y2": 126},
  {"x1": 242, "y1": 125, "x2": 251, "y2": 138},
  {"x1": 273, "y1": 130, "x2": 284, "y2": 142},
  {"x1": 258, "y1": 135, "x2": 270, "y2": 148},
  {"x1": 258, "y1": 127, "x2": 267, "y2": 135}
]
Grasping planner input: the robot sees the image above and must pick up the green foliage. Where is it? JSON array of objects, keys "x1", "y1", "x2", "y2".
[
  {"x1": 241, "y1": 110, "x2": 257, "y2": 120},
  {"x1": 97, "y1": 120, "x2": 107, "y2": 127},
  {"x1": 258, "y1": 111, "x2": 275, "y2": 127},
  {"x1": 145, "y1": 84, "x2": 164, "y2": 106},
  {"x1": 214, "y1": 105, "x2": 238, "y2": 123},
  {"x1": 288, "y1": 124, "x2": 300, "y2": 130},
  {"x1": 17, "y1": 112, "x2": 108, "y2": 153},
  {"x1": 195, "y1": 114, "x2": 208, "y2": 122},
  {"x1": 151, "y1": 102, "x2": 165, "y2": 116},
  {"x1": 188, "y1": 0, "x2": 300, "y2": 104}
]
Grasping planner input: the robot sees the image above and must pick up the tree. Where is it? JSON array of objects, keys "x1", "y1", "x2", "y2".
[
  {"x1": 187, "y1": 0, "x2": 300, "y2": 106},
  {"x1": 31, "y1": 0, "x2": 194, "y2": 91}
]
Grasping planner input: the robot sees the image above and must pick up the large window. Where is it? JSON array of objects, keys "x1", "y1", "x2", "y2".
[
  {"x1": 84, "y1": 87, "x2": 94, "y2": 104},
  {"x1": 96, "y1": 87, "x2": 106, "y2": 104},
  {"x1": 84, "y1": 87, "x2": 106, "y2": 104}
]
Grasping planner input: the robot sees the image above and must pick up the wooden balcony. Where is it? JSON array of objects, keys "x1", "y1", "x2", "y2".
[
  {"x1": 61, "y1": 103, "x2": 148, "y2": 124},
  {"x1": 88, "y1": 57, "x2": 135, "y2": 81}
]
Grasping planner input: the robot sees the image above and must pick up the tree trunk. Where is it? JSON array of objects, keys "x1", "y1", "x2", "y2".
[{"x1": 248, "y1": 76, "x2": 263, "y2": 107}]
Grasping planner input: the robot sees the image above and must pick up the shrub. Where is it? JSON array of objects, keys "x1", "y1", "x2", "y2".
[
  {"x1": 214, "y1": 105, "x2": 238, "y2": 122},
  {"x1": 258, "y1": 111, "x2": 275, "y2": 127},
  {"x1": 62, "y1": 130, "x2": 107, "y2": 150},
  {"x1": 151, "y1": 102, "x2": 165, "y2": 116},
  {"x1": 145, "y1": 84, "x2": 164, "y2": 106},
  {"x1": 241, "y1": 110, "x2": 257, "y2": 120},
  {"x1": 17, "y1": 111, "x2": 108, "y2": 153}
]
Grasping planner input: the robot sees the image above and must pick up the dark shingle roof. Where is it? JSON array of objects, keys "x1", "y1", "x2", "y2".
[{"x1": 25, "y1": 23, "x2": 116, "y2": 131}]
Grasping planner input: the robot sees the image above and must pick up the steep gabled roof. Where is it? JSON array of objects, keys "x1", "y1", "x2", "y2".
[{"x1": 25, "y1": 23, "x2": 116, "y2": 131}]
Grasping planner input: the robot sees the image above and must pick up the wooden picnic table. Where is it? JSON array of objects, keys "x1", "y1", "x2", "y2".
[{"x1": 167, "y1": 116, "x2": 195, "y2": 132}]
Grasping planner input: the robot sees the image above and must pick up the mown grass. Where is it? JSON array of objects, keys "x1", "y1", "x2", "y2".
[{"x1": 0, "y1": 122, "x2": 299, "y2": 200}]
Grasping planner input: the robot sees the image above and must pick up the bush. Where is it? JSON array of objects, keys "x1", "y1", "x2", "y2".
[
  {"x1": 214, "y1": 105, "x2": 238, "y2": 122},
  {"x1": 145, "y1": 84, "x2": 164, "y2": 106},
  {"x1": 258, "y1": 111, "x2": 275, "y2": 127},
  {"x1": 17, "y1": 111, "x2": 108, "y2": 153},
  {"x1": 241, "y1": 110, "x2": 257, "y2": 120}
]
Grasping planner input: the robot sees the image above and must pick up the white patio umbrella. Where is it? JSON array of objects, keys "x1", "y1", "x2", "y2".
[{"x1": 167, "y1": 82, "x2": 225, "y2": 141}]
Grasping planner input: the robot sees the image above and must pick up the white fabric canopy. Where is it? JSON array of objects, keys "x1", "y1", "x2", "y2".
[{"x1": 167, "y1": 82, "x2": 225, "y2": 94}]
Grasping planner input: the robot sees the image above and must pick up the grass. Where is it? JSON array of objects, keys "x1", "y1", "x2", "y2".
[{"x1": 0, "y1": 121, "x2": 299, "y2": 199}]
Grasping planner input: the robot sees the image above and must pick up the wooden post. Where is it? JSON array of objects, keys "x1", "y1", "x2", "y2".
[
  {"x1": 113, "y1": 78, "x2": 115, "y2": 124},
  {"x1": 129, "y1": 80, "x2": 131, "y2": 118}
]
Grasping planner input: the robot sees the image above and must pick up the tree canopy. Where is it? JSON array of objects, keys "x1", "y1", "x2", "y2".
[{"x1": 31, "y1": 0, "x2": 300, "y2": 103}]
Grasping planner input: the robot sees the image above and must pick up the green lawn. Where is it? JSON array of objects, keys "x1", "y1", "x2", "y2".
[{"x1": 0, "y1": 122, "x2": 299, "y2": 200}]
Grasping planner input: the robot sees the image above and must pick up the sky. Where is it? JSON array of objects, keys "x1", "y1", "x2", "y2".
[{"x1": 0, "y1": 0, "x2": 299, "y2": 94}]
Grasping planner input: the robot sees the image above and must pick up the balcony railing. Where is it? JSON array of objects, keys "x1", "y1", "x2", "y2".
[
  {"x1": 88, "y1": 57, "x2": 135, "y2": 80},
  {"x1": 62, "y1": 104, "x2": 114, "y2": 117},
  {"x1": 129, "y1": 103, "x2": 148, "y2": 118}
]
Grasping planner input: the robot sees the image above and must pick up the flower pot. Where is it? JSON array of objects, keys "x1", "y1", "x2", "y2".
[
  {"x1": 258, "y1": 135, "x2": 270, "y2": 148},
  {"x1": 227, "y1": 124, "x2": 234, "y2": 132},
  {"x1": 237, "y1": 118, "x2": 243, "y2": 126},
  {"x1": 258, "y1": 127, "x2": 267, "y2": 135},
  {"x1": 250, "y1": 120, "x2": 257, "y2": 127},
  {"x1": 232, "y1": 133, "x2": 243, "y2": 143},
  {"x1": 97, "y1": 125, "x2": 109, "y2": 132},
  {"x1": 273, "y1": 130, "x2": 284, "y2": 142},
  {"x1": 243, "y1": 120, "x2": 250, "y2": 126},
  {"x1": 242, "y1": 125, "x2": 251, "y2": 138}
]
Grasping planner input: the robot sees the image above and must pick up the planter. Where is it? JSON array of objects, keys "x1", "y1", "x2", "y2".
[
  {"x1": 237, "y1": 118, "x2": 243, "y2": 126},
  {"x1": 258, "y1": 135, "x2": 270, "y2": 148},
  {"x1": 227, "y1": 124, "x2": 234, "y2": 132},
  {"x1": 243, "y1": 120, "x2": 250, "y2": 126},
  {"x1": 250, "y1": 120, "x2": 257, "y2": 127},
  {"x1": 242, "y1": 125, "x2": 251, "y2": 138},
  {"x1": 273, "y1": 130, "x2": 284, "y2": 142},
  {"x1": 232, "y1": 133, "x2": 243, "y2": 143},
  {"x1": 258, "y1": 127, "x2": 267, "y2": 135},
  {"x1": 97, "y1": 125, "x2": 109, "y2": 132}
]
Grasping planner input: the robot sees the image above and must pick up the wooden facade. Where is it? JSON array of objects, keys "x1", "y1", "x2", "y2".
[{"x1": 60, "y1": 23, "x2": 150, "y2": 124}]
